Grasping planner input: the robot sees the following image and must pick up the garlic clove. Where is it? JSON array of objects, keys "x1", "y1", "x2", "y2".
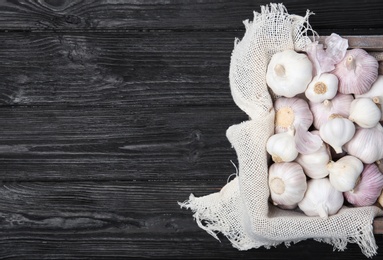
[
  {"x1": 274, "y1": 97, "x2": 313, "y2": 133},
  {"x1": 327, "y1": 155, "x2": 363, "y2": 192},
  {"x1": 298, "y1": 178, "x2": 344, "y2": 219},
  {"x1": 309, "y1": 93, "x2": 354, "y2": 130},
  {"x1": 266, "y1": 50, "x2": 313, "y2": 97},
  {"x1": 349, "y1": 98, "x2": 381, "y2": 128},
  {"x1": 305, "y1": 73, "x2": 338, "y2": 103},
  {"x1": 295, "y1": 142, "x2": 330, "y2": 179},
  {"x1": 344, "y1": 123, "x2": 383, "y2": 164},
  {"x1": 344, "y1": 163, "x2": 383, "y2": 207},
  {"x1": 268, "y1": 162, "x2": 307, "y2": 208},
  {"x1": 294, "y1": 124, "x2": 323, "y2": 154},
  {"x1": 332, "y1": 48, "x2": 378, "y2": 95},
  {"x1": 319, "y1": 116, "x2": 355, "y2": 154},
  {"x1": 355, "y1": 75, "x2": 383, "y2": 120},
  {"x1": 267, "y1": 127, "x2": 298, "y2": 162}
]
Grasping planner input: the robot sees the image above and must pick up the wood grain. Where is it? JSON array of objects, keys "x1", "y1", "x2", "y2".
[
  {"x1": 0, "y1": 105, "x2": 245, "y2": 181},
  {"x1": 0, "y1": 180, "x2": 380, "y2": 259},
  {"x1": 0, "y1": 32, "x2": 236, "y2": 107},
  {"x1": 0, "y1": 0, "x2": 383, "y2": 34}
]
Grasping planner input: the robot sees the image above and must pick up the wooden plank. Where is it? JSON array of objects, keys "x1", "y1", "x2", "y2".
[
  {"x1": 0, "y1": 180, "x2": 380, "y2": 258},
  {"x1": 1, "y1": 32, "x2": 383, "y2": 107},
  {"x1": 0, "y1": 0, "x2": 383, "y2": 33},
  {"x1": 0, "y1": 105, "x2": 245, "y2": 181},
  {"x1": 0, "y1": 31, "x2": 235, "y2": 107}
]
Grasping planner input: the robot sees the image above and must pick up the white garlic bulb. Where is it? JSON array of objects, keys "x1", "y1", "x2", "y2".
[
  {"x1": 309, "y1": 93, "x2": 354, "y2": 130},
  {"x1": 327, "y1": 155, "x2": 363, "y2": 192},
  {"x1": 298, "y1": 178, "x2": 344, "y2": 219},
  {"x1": 349, "y1": 98, "x2": 381, "y2": 128},
  {"x1": 266, "y1": 50, "x2": 313, "y2": 97},
  {"x1": 356, "y1": 75, "x2": 383, "y2": 120},
  {"x1": 295, "y1": 142, "x2": 330, "y2": 179},
  {"x1": 266, "y1": 127, "x2": 298, "y2": 163},
  {"x1": 268, "y1": 162, "x2": 307, "y2": 208},
  {"x1": 332, "y1": 48, "x2": 378, "y2": 95},
  {"x1": 274, "y1": 97, "x2": 313, "y2": 133},
  {"x1": 344, "y1": 163, "x2": 383, "y2": 207},
  {"x1": 344, "y1": 123, "x2": 383, "y2": 164},
  {"x1": 319, "y1": 115, "x2": 355, "y2": 154},
  {"x1": 305, "y1": 73, "x2": 338, "y2": 103}
]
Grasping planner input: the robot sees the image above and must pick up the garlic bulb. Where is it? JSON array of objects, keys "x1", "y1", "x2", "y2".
[
  {"x1": 344, "y1": 163, "x2": 383, "y2": 207},
  {"x1": 298, "y1": 178, "x2": 344, "y2": 219},
  {"x1": 268, "y1": 162, "x2": 307, "y2": 208},
  {"x1": 356, "y1": 75, "x2": 383, "y2": 120},
  {"x1": 266, "y1": 127, "x2": 298, "y2": 162},
  {"x1": 295, "y1": 142, "x2": 330, "y2": 179},
  {"x1": 266, "y1": 50, "x2": 313, "y2": 97},
  {"x1": 332, "y1": 48, "x2": 378, "y2": 95},
  {"x1": 305, "y1": 73, "x2": 338, "y2": 103},
  {"x1": 319, "y1": 115, "x2": 355, "y2": 154},
  {"x1": 274, "y1": 97, "x2": 313, "y2": 133},
  {"x1": 309, "y1": 93, "x2": 354, "y2": 130},
  {"x1": 327, "y1": 155, "x2": 363, "y2": 192},
  {"x1": 349, "y1": 98, "x2": 381, "y2": 128},
  {"x1": 344, "y1": 123, "x2": 383, "y2": 163}
]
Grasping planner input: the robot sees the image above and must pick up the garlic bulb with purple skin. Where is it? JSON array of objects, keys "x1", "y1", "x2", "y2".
[
  {"x1": 298, "y1": 178, "x2": 344, "y2": 219},
  {"x1": 344, "y1": 123, "x2": 383, "y2": 164},
  {"x1": 309, "y1": 93, "x2": 354, "y2": 130},
  {"x1": 332, "y1": 48, "x2": 378, "y2": 95},
  {"x1": 268, "y1": 162, "x2": 307, "y2": 209},
  {"x1": 349, "y1": 98, "x2": 381, "y2": 128},
  {"x1": 344, "y1": 163, "x2": 383, "y2": 207},
  {"x1": 274, "y1": 97, "x2": 313, "y2": 133}
]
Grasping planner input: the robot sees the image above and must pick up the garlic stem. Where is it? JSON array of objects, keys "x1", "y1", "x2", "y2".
[
  {"x1": 345, "y1": 55, "x2": 356, "y2": 71},
  {"x1": 274, "y1": 64, "x2": 286, "y2": 77},
  {"x1": 323, "y1": 99, "x2": 331, "y2": 107},
  {"x1": 270, "y1": 177, "x2": 285, "y2": 195},
  {"x1": 317, "y1": 204, "x2": 329, "y2": 219},
  {"x1": 373, "y1": 96, "x2": 380, "y2": 104}
]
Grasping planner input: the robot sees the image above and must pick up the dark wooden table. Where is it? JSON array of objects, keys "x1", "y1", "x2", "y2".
[{"x1": 0, "y1": 0, "x2": 382, "y2": 259}]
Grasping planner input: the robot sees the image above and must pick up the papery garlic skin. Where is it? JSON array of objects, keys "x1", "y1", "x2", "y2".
[
  {"x1": 294, "y1": 124, "x2": 323, "y2": 155},
  {"x1": 349, "y1": 98, "x2": 381, "y2": 128},
  {"x1": 266, "y1": 127, "x2": 298, "y2": 162},
  {"x1": 319, "y1": 116, "x2": 355, "y2": 154},
  {"x1": 309, "y1": 93, "x2": 354, "y2": 130},
  {"x1": 268, "y1": 162, "x2": 307, "y2": 208},
  {"x1": 274, "y1": 97, "x2": 313, "y2": 133},
  {"x1": 333, "y1": 48, "x2": 378, "y2": 95},
  {"x1": 298, "y1": 178, "x2": 344, "y2": 219},
  {"x1": 295, "y1": 143, "x2": 330, "y2": 179},
  {"x1": 379, "y1": 190, "x2": 383, "y2": 208},
  {"x1": 344, "y1": 123, "x2": 383, "y2": 164},
  {"x1": 356, "y1": 75, "x2": 383, "y2": 120},
  {"x1": 344, "y1": 163, "x2": 383, "y2": 207},
  {"x1": 266, "y1": 50, "x2": 313, "y2": 97},
  {"x1": 327, "y1": 155, "x2": 363, "y2": 192},
  {"x1": 305, "y1": 73, "x2": 338, "y2": 103}
]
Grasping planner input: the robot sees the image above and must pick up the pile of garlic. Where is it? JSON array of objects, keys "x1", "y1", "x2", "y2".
[{"x1": 265, "y1": 33, "x2": 383, "y2": 219}]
